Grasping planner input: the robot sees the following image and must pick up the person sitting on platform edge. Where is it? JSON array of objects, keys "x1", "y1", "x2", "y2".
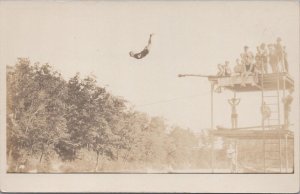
[
  {"x1": 217, "y1": 61, "x2": 232, "y2": 77},
  {"x1": 224, "y1": 61, "x2": 232, "y2": 76},
  {"x1": 217, "y1": 63, "x2": 225, "y2": 77},
  {"x1": 240, "y1": 46, "x2": 256, "y2": 87},
  {"x1": 215, "y1": 61, "x2": 232, "y2": 92},
  {"x1": 234, "y1": 58, "x2": 245, "y2": 76}
]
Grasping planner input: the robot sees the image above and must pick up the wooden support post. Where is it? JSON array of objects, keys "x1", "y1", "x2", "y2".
[
  {"x1": 261, "y1": 71, "x2": 266, "y2": 173},
  {"x1": 211, "y1": 135, "x2": 215, "y2": 173},
  {"x1": 285, "y1": 134, "x2": 288, "y2": 172},
  {"x1": 279, "y1": 138, "x2": 282, "y2": 173},
  {"x1": 263, "y1": 138, "x2": 266, "y2": 173},
  {"x1": 235, "y1": 139, "x2": 238, "y2": 173},
  {"x1": 210, "y1": 82, "x2": 215, "y2": 173},
  {"x1": 283, "y1": 75, "x2": 286, "y2": 129},
  {"x1": 211, "y1": 82, "x2": 214, "y2": 129}
]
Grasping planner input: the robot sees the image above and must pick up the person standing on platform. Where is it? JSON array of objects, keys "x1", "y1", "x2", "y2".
[
  {"x1": 255, "y1": 46, "x2": 262, "y2": 73},
  {"x1": 275, "y1": 37, "x2": 285, "y2": 72},
  {"x1": 268, "y1": 44, "x2": 278, "y2": 73},
  {"x1": 253, "y1": 46, "x2": 263, "y2": 83},
  {"x1": 242, "y1": 46, "x2": 254, "y2": 73},
  {"x1": 282, "y1": 88, "x2": 293, "y2": 129},
  {"x1": 261, "y1": 101, "x2": 271, "y2": 125},
  {"x1": 227, "y1": 142, "x2": 237, "y2": 173},
  {"x1": 228, "y1": 96, "x2": 240, "y2": 129},
  {"x1": 260, "y1": 43, "x2": 269, "y2": 74},
  {"x1": 283, "y1": 46, "x2": 289, "y2": 73}
]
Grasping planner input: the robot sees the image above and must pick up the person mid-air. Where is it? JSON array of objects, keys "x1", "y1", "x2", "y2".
[{"x1": 129, "y1": 34, "x2": 154, "y2": 59}]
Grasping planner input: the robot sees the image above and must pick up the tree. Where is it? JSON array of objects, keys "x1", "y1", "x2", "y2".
[
  {"x1": 65, "y1": 74, "x2": 127, "y2": 171},
  {"x1": 90, "y1": 87, "x2": 127, "y2": 171},
  {"x1": 7, "y1": 58, "x2": 207, "y2": 172},
  {"x1": 7, "y1": 58, "x2": 69, "y2": 171},
  {"x1": 138, "y1": 117, "x2": 168, "y2": 169},
  {"x1": 113, "y1": 111, "x2": 149, "y2": 166},
  {"x1": 167, "y1": 126, "x2": 198, "y2": 169}
]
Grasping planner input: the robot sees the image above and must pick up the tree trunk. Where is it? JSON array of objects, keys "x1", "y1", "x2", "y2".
[
  {"x1": 7, "y1": 148, "x2": 13, "y2": 162},
  {"x1": 95, "y1": 151, "x2": 100, "y2": 172},
  {"x1": 14, "y1": 160, "x2": 19, "y2": 172},
  {"x1": 30, "y1": 144, "x2": 34, "y2": 155},
  {"x1": 39, "y1": 151, "x2": 44, "y2": 164}
]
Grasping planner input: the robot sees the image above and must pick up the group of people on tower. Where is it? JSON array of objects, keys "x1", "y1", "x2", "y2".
[{"x1": 217, "y1": 37, "x2": 289, "y2": 82}]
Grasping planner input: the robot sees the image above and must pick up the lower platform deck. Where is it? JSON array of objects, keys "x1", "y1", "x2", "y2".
[{"x1": 210, "y1": 126, "x2": 294, "y2": 139}]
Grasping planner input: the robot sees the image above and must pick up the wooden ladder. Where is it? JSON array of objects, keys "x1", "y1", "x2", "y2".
[{"x1": 261, "y1": 69, "x2": 282, "y2": 173}]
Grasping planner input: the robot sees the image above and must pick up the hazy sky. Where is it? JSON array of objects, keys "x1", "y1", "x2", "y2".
[{"x1": 0, "y1": 1, "x2": 299, "y2": 131}]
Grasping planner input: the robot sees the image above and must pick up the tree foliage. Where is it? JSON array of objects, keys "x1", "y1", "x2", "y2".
[{"x1": 7, "y1": 58, "x2": 213, "y2": 172}]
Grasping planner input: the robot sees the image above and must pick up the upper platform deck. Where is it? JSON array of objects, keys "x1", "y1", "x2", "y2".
[{"x1": 208, "y1": 72, "x2": 294, "y2": 92}]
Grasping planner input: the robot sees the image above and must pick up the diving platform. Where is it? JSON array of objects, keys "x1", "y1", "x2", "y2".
[
  {"x1": 211, "y1": 126, "x2": 294, "y2": 140},
  {"x1": 208, "y1": 72, "x2": 294, "y2": 92},
  {"x1": 178, "y1": 69, "x2": 295, "y2": 173}
]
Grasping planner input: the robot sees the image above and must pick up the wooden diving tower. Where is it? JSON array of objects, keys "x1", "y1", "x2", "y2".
[
  {"x1": 208, "y1": 72, "x2": 294, "y2": 173},
  {"x1": 179, "y1": 72, "x2": 294, "y2": 173}
]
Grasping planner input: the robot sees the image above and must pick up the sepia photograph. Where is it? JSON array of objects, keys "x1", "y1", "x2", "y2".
[{"x1": 0, "y1": 0, "x2": 299, "y2": 192}]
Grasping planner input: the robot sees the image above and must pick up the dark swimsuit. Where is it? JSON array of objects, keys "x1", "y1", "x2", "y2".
[
  {"x1": 132, "y1": 48, "x2": 149, "y2": 59},
  {"x1": 231, "y1": 113, "x2": 238, "y2": 118},
  {"x1": 245, "y1": 64, "x2": 251, "y2": 71}
]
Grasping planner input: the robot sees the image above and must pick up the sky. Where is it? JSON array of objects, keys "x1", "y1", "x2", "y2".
[{"x1": 0, "y1": 1, "x2": 299, "y2": 131}]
